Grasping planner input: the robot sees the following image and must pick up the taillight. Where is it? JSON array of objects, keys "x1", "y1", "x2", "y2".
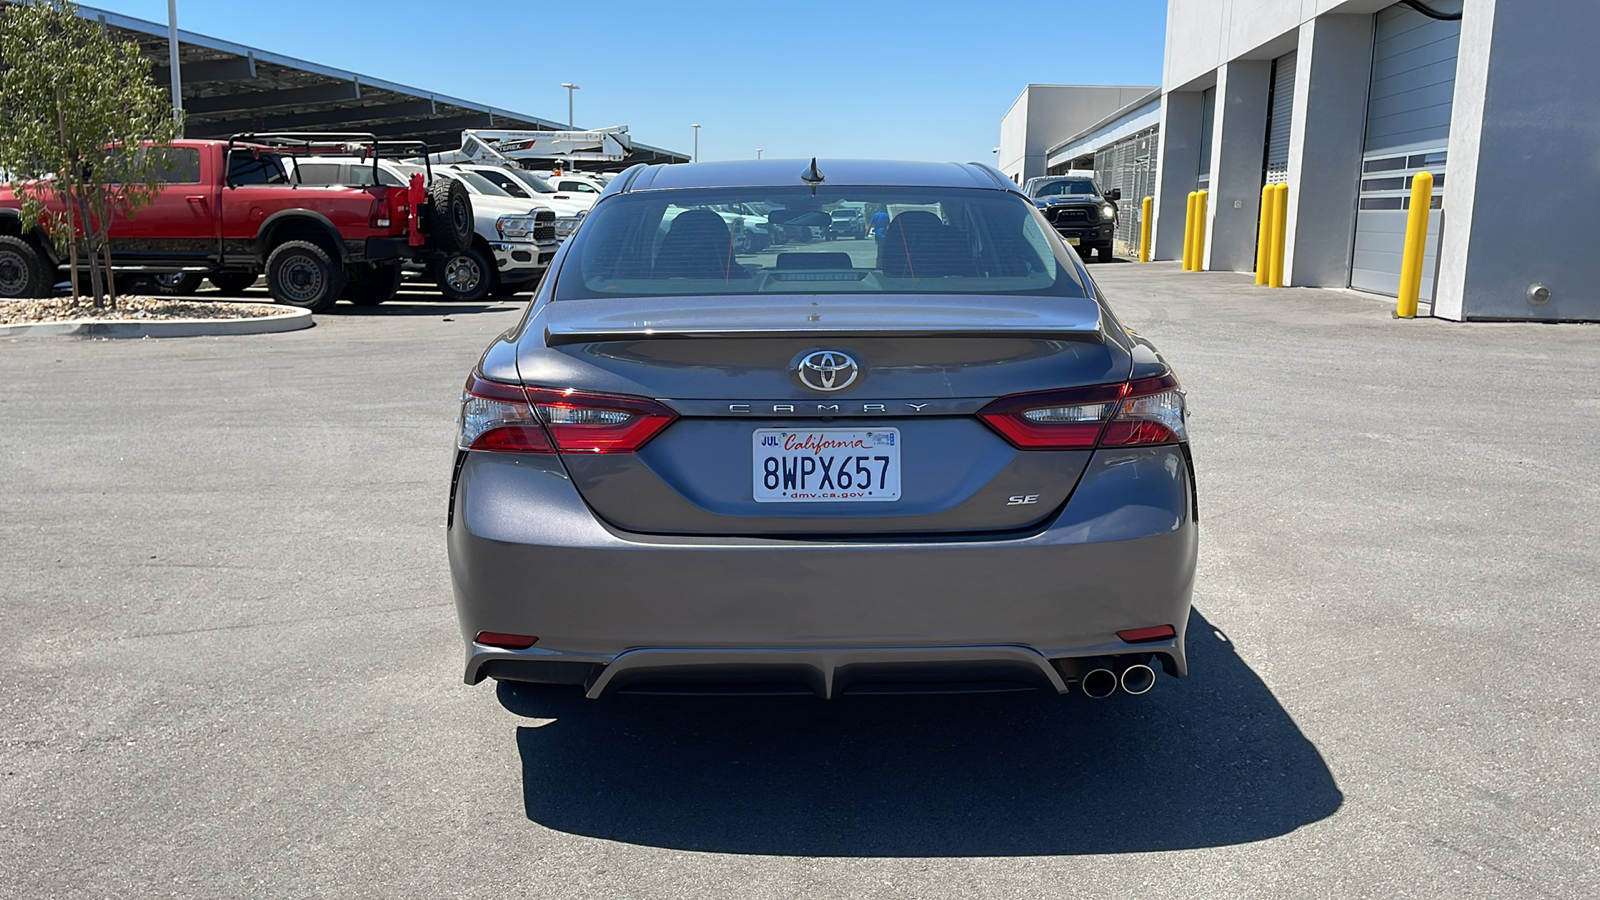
[
  {"x1": 978, "y1": 372, "x2": 1186, "y2": 450},
  {"x1": 370, "y1": 195, "x2": 392, "y2": 229},
  {"x1": 457, "y1": 374, "x2": 676, "y2": 454},
  {"x1": 458, "y1": 373, "x2": 553, "y2": 452},
  {"x1": 524, "y1": 387, "x2": 676, "y2": 453},
  {"x1": 1100, "y1": 373, "x2": 1186, "y2": 446}
]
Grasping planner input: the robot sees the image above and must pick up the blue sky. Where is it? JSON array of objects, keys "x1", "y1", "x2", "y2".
[{"x1": 89, "y1": 0, "x2": 1167, "y2": 163}]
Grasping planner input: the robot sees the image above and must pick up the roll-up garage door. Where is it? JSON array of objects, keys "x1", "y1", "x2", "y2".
[
  {"x1": 1197, "y1": 87, "x2": 1215, "y2": 190},
  {"x1": 1349, "y1": 0, "x2": 1462, "y2": 305},
  {"x1": 1263, "y1": 51, "x2": 1296, "y2": 184}
]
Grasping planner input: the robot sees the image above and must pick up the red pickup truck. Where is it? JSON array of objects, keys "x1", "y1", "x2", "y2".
[{"x1": 0, "y1": 135, "x2": 473, "y2": 311}]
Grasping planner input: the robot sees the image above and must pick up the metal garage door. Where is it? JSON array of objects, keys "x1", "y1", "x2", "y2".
[
  {"x1": 1264, "y1": 51, "x2": 1296, "y2": 184},
  {"x1": 1349, "y1": 0, "x2": 1463, "y2": 306}
]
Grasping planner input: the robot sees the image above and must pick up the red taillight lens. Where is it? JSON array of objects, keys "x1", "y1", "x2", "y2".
[
  {"x1": 1117, "y1": 624, "x2": 1177, "y2": 643},
  {"x1": 525, "y1": 387, "x2": 677, "y2": 453},
  {"x1": 978, "y1": 372, "x2": 1186, "y2": 450},
  {"x1": 369, "y1": 195, "x2": 392, "y2": 229},
  {"x1": 458, "y1": 373, "x2": 554, "y2": 453},
  {"x1": 977, "y1": 383, "x2": 1126, "y2": 449},
  {"x1": 476, "y1": 631, "x2": 538, "y2": 650},
  {"x1": 458, "y1": 374, "x2": 676, "y2": 455}
]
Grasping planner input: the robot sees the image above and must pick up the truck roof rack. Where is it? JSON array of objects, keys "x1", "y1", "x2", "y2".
[{"x1": 225, "y1": 133, "x2": 432, "y2": 187}]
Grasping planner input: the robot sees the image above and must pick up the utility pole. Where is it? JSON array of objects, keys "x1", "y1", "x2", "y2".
[
  {"x1": 756, "y1": 148, "x2": 762, "y2": 159},
  {"x1": 692, "y1": 124, "x2": 700, "y2": 162},
  {"x1": 560, "y1": 83, "x2": 579, "y2": 130},
  {"x1": 167, "y1": 0, "x2": 183, "y2": 135}
]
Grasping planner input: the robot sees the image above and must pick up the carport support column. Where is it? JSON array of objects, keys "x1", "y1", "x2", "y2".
[
  {"x1": 1282, "y1": 14, "x2": 1374, "y2": 287},
  {"x1": 1151, "y1": 90, "x2": 1204, "y2": 261},
  {"x1": 1202, "y1": 60, "x2": 1271, "y2": 272}
]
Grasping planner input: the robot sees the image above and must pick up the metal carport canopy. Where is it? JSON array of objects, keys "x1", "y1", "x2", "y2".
[{"x1": 43, "y1": 2, "x2": 689, "y2": 172}]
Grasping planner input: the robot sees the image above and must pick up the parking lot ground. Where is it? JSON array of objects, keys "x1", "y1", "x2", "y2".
[{"x1": 2, "y1": 265, "x2": 1598, "y2": 899}]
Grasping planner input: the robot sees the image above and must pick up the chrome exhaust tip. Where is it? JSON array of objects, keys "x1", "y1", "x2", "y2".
[
  {"x1": 1080, "y1": 667, "x2": 1119, "y2": 699},
  {"x1": 1119, "y1": 663, "x2": 1157, "y2": 696}
]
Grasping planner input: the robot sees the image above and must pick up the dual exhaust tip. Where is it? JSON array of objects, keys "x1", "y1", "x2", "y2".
[{"x1": 1079, "y1": 662, "x2": 1156, "y2": 698}]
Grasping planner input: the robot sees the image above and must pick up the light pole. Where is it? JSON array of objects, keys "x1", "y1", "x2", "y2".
[
  {"x1": 560, "y1": 83, "x2": 579, "y2": 130},
  {"x1": 756, "y1": 148, "x2": 763, "y2": 159},
  {"x1": 691, "y1": 124, "x2": 701, "y2": 162},
  {"x1": 167, "y1": 0, "x2": 183, "y2": 134}
]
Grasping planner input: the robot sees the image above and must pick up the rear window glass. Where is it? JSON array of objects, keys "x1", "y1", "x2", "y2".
[
  {"x1": 228, "y1": 150, "x2": 288, "y2": 185},
  {"x1": 554, "y1": 186, "x2": 1086, "y2": 300}
]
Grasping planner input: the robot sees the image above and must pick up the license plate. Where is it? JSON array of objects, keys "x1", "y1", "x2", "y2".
[
  {"x1": 1066, "y1": 236, "x2": 1081, "y2": 246},
  {"x1": 753, "y1": 428, "x2": 901, "y2": 502}
]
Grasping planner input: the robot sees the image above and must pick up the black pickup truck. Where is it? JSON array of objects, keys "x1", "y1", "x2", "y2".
[{"x1": 1022, "y1": 174, "x2": 1121, "y2": 262}]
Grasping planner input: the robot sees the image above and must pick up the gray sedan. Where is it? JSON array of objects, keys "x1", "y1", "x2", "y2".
[{"x1": 448, "y1": 158, "x2": 1197, "y2": 700}]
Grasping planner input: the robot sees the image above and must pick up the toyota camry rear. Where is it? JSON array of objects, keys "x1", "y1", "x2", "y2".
[{"x1": 447, "y1": 159, "x2": 1197, "y2": 700}]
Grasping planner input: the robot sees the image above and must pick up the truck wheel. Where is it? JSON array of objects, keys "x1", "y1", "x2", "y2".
[
  {"x1": 151, "y1": 272, "x2": 204, "y2": 295},
  {"x1": 0, "y1": 235, "x2": 49, "y2": 299},
  {"x1": 342, "y1": 261, "x2": 402, "y2": 306},
  {"x1": 426, "y1": 178, "x2": 474, "y2": 254},
  {"x1": 436, "y1": 246, "x2": 492, "y2": 303},
  {"x1": 208, "y1": 272, "x2": 258, "y2": 295},
  {"x1": 265, "y1": 241, "x2": 345, "y2": 313}
]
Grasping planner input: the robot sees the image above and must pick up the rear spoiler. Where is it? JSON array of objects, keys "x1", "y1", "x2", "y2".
[{"x1": 541, "y1": 296, "x2": 1105, "y2": 346}]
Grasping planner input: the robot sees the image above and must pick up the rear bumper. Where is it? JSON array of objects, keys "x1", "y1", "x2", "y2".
[
  {"x1": 352, "y1": 236, "x2": 412, "y2": 263},
  {"x1": 448, "y1": 444, "x2": 1198, "y2": 695}
]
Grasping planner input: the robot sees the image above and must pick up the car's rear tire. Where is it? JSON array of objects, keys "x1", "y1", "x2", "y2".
[
  {"x1": 342, "y1": 261, "x2": 402, "y2": 306},
  {"x1": 151, "y1": 272, "x2": 204, "y2": 295},
  {"x1": 208, "y1": 272, "x2": 257, "y2": 295},
  {"x1": 426, "y1": 178, "x2": 474, "y2": 254},
  {"x1": 0, "y1": 235, "x2": 50, "y2": 299},
  {"x1": 264, "y1": 241, "x2": 344, "y2": 313},
  {"x1": 436, "y1": 245, "x2": 492, "y2": 302}
]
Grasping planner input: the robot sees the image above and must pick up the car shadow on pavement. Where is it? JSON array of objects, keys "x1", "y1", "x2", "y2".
[
  {"x1": 498, "y1": 609, "x2": 1342, "y2": 856},
  {"x1": 328, "y1": 300, "x2": 520, "y2": 316}
]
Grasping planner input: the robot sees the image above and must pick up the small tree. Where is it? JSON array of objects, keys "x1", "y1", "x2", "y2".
[{"x1": 0, "y1": 0, "x2": 181, "y2": 308}]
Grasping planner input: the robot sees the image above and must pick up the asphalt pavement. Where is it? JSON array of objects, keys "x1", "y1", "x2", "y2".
[{"x1": 2, "y1": 267, "x2": 1596, "y2": 898}]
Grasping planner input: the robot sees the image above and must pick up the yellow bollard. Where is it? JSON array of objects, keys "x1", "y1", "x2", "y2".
[
  {"x1": 1138, "y1": 196, "x2": 1153, "y2": 262},
  {"x1": 1194, "y1": 190, "x2": 1208, "y2": 271},
  {"x1": 1268, "y1": 182, "x2": 1288, "y2": 287},
  {"x1": 1182, "y1": 191, "x2": 1198, "y2": 270},
  {"x1": 1255, "y1": 183, "x2": 1273, "y2": 285},
  {"x1": 1396, "y1": 170, "x2": 1434, "y2": 318}
]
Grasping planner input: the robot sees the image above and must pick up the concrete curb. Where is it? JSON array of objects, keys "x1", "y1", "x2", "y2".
[{"x1": 0, "y1": 306, "x2": 312, "y2": 339}]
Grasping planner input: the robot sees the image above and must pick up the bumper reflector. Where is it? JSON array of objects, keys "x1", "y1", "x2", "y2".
[
  {"x1": 1116, "y1": 625, "x2": 1176, "y2": 643},
  {"x1": 475, "y1": 631, "x2": 539, "y2": 650}
]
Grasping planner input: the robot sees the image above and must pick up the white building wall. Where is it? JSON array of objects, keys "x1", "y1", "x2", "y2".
[
  {"x1": 1164, "y1": 0, "x2": 1393, "y2": 91},
  {"x1": 1438, "y1": 0, "x2": 1600, "y2": 320},
  {"x1": 998, "y1": 85, "x2": 1157, "y2": 184}
]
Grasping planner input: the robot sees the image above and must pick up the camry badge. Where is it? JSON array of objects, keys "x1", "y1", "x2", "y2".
[{"x1": 796, "y1": 351, "x2": 859, "y2": 392}]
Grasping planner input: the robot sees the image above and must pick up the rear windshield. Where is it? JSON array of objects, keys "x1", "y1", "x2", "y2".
[{"x1": 553, "y1": 186, "x2": 1086, "y2": 300}]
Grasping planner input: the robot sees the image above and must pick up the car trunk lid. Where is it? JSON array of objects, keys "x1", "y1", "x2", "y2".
[{"x1": 518, "y1": 294, "x2": 1130, "y2": 536}]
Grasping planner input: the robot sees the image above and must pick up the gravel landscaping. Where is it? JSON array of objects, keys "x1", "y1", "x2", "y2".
[{"x1": 0, "y1": 295, "x2": 288, "y2": 325}]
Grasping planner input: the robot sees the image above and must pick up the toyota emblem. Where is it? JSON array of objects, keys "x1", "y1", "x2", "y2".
[{"x1": 796, "y1": 350, "x2": 859, "y2": 392}]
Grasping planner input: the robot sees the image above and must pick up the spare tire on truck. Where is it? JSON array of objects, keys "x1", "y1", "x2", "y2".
[{"x1": 426, "y1": 178, "x2": 474, "y2": 254}]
